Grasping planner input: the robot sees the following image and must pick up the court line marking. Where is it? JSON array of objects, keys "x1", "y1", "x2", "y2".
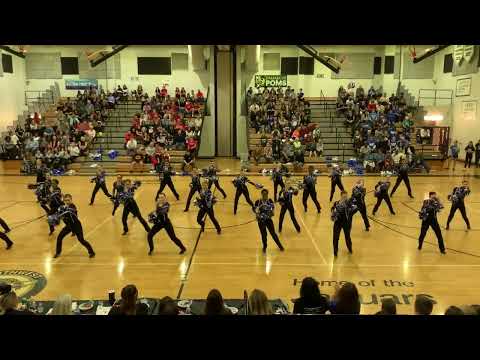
[
  {"x1": 2, "y1": 261, "x2": 480, "y2": 268},
  {"x1": 293, "y1": 202, "x2": 327, "y2": 264}
]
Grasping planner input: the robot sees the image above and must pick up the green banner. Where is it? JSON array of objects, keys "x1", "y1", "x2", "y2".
[
  {"x1": 255, "y1": 75, "x2": 287, "y2": 88},
  {"x1": 65, "y1": 79, "x2": 98, "y2": 90}
]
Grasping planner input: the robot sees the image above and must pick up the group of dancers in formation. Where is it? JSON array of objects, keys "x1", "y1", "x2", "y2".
[{"x1": 0, "y1": 158, "x2": 473, "y2": 257}]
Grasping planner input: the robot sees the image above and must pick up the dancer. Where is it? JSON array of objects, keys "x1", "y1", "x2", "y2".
[
  {"x1": 418, "y1": 192, "x2": 446, "y2": 254},
  {"x1": 351, "y1": 179, "x2": 370, "y2": 231},
  {"x1": 301, "y1": 166, "x2": 321, "y2": 213},
  {"x1": 372, "y1": 176, "x2": 395, "y2": 215},
  {"x1": 204, "y1": 161, "x2": 227, "y2": 199},
  {"x1": 232, "y1": 174, "x2": 261, "y2": 215},
  {"x1": 47, "y1": 179, "x2": 64, "y2": 235},
  {"x1": 155, "y1": 160, "x2": 179, "y2": 201},
  {"x1": 147, "y1": 193, "x2": 186, "y2": 255},
  {"x1": 254, "y1": 189, "x2": 284, "y2": 253},
  {"x1": 111, "y1": 175, "x2": 125, "y2": 216},
  {"x1": 89, "y1": 165, "x2": 112, "y2": 205},
  {"x1": 278, "y1": 185, "x2": 301, "y2": 233},
  {"x1": 119, "y1": 180, "x2": 151, "y2": 235},
  {"x1": 195, "y1": 181, "x2": 221, "y2": 234},
  {"x1": 271, "y1": 164, "x2": 288, "y2": 202},
  {"x1": 34, "y1": 174, "x2": 54, "y2": 234},
  {"x1": 0, "y1": 217, "x2": 13, "y2": 250},
  {"x1": 329, "y1": 164, "x2": 344, "y2": 202},
  {"x1": 50, "y1": 194, "x2": 96, "y2": 258},
  {"x1": 446, "y1": 180, "x2": 471, "y2": 230},
  {"x1": 390, "y1": 159, "x2": 413, "y2": 198},
  {"x1": 35, "y1": 159, "x2": 49, "y2": 183},
  {"x1": 184, "y1": 168, "x2": 203, "y2": 212},
  {"x1": 331, "y1": 190, "x2": 357, "y2": 257}
]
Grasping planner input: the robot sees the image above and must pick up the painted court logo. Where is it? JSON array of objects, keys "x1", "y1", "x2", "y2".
[{"x1": 0, "y1": 270, "x2": 47, "y2": 298}]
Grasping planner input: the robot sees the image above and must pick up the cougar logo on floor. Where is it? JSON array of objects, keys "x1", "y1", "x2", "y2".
[{"x1": 0, "y1": 270, "x2": 47, "y2": 298}]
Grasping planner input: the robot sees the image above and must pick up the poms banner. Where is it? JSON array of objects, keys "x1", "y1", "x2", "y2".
[
  {"x1": 65, "y1": 79, "x2": 98, "y2": 90},
  {"x1": 255, "y1": 75, "x2": 287, "y2": 88}
]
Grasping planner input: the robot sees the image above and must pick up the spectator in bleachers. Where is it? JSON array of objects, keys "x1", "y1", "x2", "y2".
[
  {"x1": 444, "y1": 306, "x2": 464, "y2": 315},
  {"x1": 414, "y1": 295, "x2": 434, "y2": 315},
  {"x1": 247, "y1": 87, "x2": 323, "y2": 166},
  {"x1": 330, "y1": 282, "x2": 361, "y2": 315},
  {"x1": 49, "y1": 294, "x2": 73, "y2": 315},
  {"x1": 375, "y1": 298, "x2": 397, "y2": 315},
  {"x1": 293, "y1": 277, "x2": 329, "y2": 314},
  {"x1": 0, "y1": 289, "x2": 35, "y2": 315},
  {"x1": 248, "y1": 289, "x2": 273, "y2": 315},
  {"x1": 204, "y1": 289, "x2": 232, "y2": 315},
  {"x1": 108, "y1": 284, "x2": 148, "y2": 316},
  {"x1": 158, "y1": 296, "x2": 179, "y2": 315}
]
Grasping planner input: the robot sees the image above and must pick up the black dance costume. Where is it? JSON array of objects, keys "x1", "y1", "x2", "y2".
[
  {"x1": 111, "y1": 179, "x2": 125, "y2": 216},
  {"x1": 372, "y1": 180, "x2": 395, "y2": 215},
  {"x1": 446, "y1": 185, "x2": 471, "y2": 230},
  {"x1": 184, "y1": 173, "x2": 202, "y2": 212},
  {"x1": 89, "y1": 170, "x2": 112, "y2": 205},
  {"x1": 118, "y1": 181, "x2": 151, "y2": 234},
  {"x1": 195, "y1": 189, "x2": 221, "y2": 234},
  {"x1": 49, "y1": 204, "x2": 95, "y2": 258},
  {"x1": 271, "y1": 167, "x2": 288, "y2": 202},
  {"x1": 254, "y1": 198, "x2": 284, "y2": 252},
  {"x1": 418, "y1": 197, "x2": 445, "y2": 253},
  {"x1": 301, "y1": 171, "x2": 321, "y2": 213},
  {"x1": 155, "y1": 164, "x2": 179, "y2": 201},
  {"x1": 278, "y1": 187, "x2": 301, "y2": 233},
  {"x1": 329, "y1": 167, "x2": 344, "y2": 202},
  {"x1": 351, "y1": 183, "x2": 370, "y2": 230},
  {"x1": 390, "y1": 163, "x2": 413, "y2": 198},
  {"x1": 205, "y1": 166, "x2": 227, "y2": 199},
  {"x1": 331, "y1": 198, "x2": 358, "y2": 256},
  {"x1": 232, "y1": 175, "x2": 260, "y2": 214},
  {"x1": 0, "y1": 217, "x2": 13, "y2": 250},
  {"x1": 147, "y1": 202, "x2": 186, "y2": 255}
]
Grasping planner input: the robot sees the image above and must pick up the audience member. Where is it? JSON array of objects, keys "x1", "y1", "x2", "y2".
[
  {"x1": 293, "y1": 277, "x2": 329, "y2": 314},
  {"x1": 414, "y1": 295, "x2": 434, "y2": 315},
  {"x1": 248, "y1": 289, "x2": 273, "y2": 315},
  {"x1": 204, "y1": 289, "x2": 232, "y2": 315}
]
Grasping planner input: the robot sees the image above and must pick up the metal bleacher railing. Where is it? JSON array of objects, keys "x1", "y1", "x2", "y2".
[{"x1": 416, "y1": 89, "x2": 454, "y2": 107}]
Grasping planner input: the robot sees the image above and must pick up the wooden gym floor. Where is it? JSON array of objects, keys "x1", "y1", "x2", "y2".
[{"x1": 2, "y1": 162, "x2": 480, "y2": 314}]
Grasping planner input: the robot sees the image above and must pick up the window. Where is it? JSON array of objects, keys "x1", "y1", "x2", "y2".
[
  {"x1": 373, "y1": 56, "x2": 382, "y2": 75},
  {"x1": 384, "y1": 56, "x2": 395, "y2": 74},
  {"x1": 443, "y1": 53, "x2": 453, "y2": 73},
  {"x1": 137, "y1": 57, "x2": 171, "y2": 75},
  {"x1": 263, "y1": 53, "x2": 280, "y2": 71},
  {"x1": 61, "y1": 57, "x2": 79, "y2": 75},
  {"x1": 2, "y1": 54, "x2": 13, "y2": 73},
  {"x1": 299, "y1": 57, "x2": 314, "y2": 75},
  {"x1": 281, "y1": 57, "x2": 298, "y2": 75}
]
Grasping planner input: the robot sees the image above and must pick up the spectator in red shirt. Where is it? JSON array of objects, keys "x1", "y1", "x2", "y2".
[
  {"x1": 32, "y1": 112, "x2": 42, "y2": 125},
  {"x1": 131, "y1": 115, "x2": 141, "y2": 129},
  {"x1": 124, "y1": 130, "x2": 134, "y2": 144},
  {"x1": 367, "y1": 99, "x2": 377, "y2": 112},
  {"x1": 160, "y1": 86, "x2": 168, "y2": 98},
  {"x1": 196, "y1": 90, "x2": 204, "y2": 102},
  {"x1": 186, "y1": 137, "x2": 197, "y2": 153},
  {"x1": 185, "y1": 101, "x2": 193, "y2": 115}
]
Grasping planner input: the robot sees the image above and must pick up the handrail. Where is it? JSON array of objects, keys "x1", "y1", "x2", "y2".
[{"x1": 416, "y1": 88, "x2": 454, "y2": 106}]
